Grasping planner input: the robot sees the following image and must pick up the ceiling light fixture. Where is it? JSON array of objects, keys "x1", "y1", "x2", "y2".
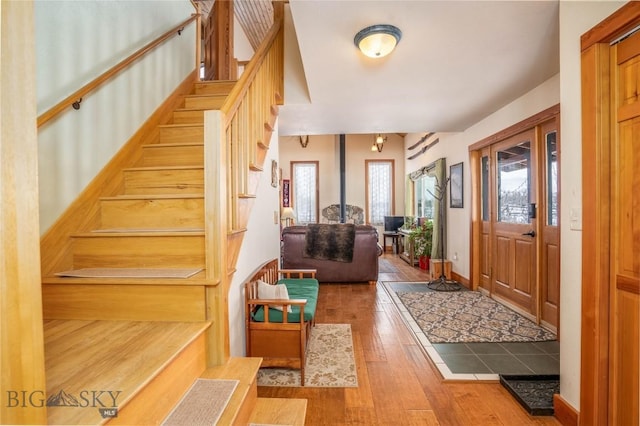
[
  {"x1": 354, "y1": 24, "x2": 402, "y2": 58},
  {"x1": 371, "y1": 133, "x2": 386, "y2": 152}
]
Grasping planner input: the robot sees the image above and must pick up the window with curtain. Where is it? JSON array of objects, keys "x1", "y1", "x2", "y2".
[
  {"x1": 415, "y1": 173, "x2": 436, "y2": 219},
  {"x1": 409, "y1": 158, "x2": 446, "y2": 258},
  {"x1": 291, "y1": 161, "x2": 318, "y2": 224},
  {"x1": 366, "y1": 160, "x2": 395, "y2": 225}
]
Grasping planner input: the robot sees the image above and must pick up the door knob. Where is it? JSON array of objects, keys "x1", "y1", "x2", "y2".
[{"x1": 521, "y1": 230, "x2": 536, "y2": 237}]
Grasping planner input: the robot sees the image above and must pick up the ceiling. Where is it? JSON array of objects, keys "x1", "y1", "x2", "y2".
[{"x1": 203, "y1": 1, "x2": 560, "y2": 138}]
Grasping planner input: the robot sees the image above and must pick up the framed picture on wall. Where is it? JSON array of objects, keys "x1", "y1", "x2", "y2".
[{"x1": 450, "y1": 162, "x2": 463, "y2": 208}]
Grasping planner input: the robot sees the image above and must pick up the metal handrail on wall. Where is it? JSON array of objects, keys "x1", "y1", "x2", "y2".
[{"x1": 37, "y1": 13, "x2": 201, "y2": 128}]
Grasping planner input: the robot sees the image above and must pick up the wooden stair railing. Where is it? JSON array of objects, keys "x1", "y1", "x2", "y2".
[{"x1": 202, "y1": 2, "x2": 284, "y2": 365}]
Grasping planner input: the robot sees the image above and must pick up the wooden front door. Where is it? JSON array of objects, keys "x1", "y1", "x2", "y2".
[
  {"x1": 491, "y1": 130, "x2": 538, "y2": 315},
  {"x1": 610, "y1": 29, "x2": 640, "y2": 425}
]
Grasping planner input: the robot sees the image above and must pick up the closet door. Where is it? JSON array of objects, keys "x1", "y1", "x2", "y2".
[{"x1": 610, "y1": 30, "x2": 639, "y2": 425}]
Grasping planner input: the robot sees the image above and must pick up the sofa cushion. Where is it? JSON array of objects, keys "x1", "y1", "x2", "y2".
[
  {"x1": 252, "y1": 278, "x2": 319, "y2": 323},
  {"x1": 257, "y1": 279, "x2": 291, "y2": 312}
]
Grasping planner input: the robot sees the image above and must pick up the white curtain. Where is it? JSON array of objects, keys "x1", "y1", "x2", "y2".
[
  {"x1": 293, "y1": 163, "x2": 317, "y2": 224},
  {"x1": 368, "y1": 161, "x2": 392, "y2": 225}
]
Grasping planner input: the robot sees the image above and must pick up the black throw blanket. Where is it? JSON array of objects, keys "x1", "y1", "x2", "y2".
[{"x1": 303, "y1": 223, "x2": 356, "y2": 263}]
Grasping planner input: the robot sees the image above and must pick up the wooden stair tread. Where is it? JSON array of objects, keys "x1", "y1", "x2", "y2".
[
  {"x1": 200, "y1": 357, "x2": 262, "y2": 426},
  {"x1": 100, "y1": 194, "x2": 204, "y2": 201},
  {"x1": 91, "y1": 227, "x2": 204, "y2": 233},
  {"x1": 142, "y1": 141, "x2": 204, "y2": 147},
  {"x1": 249, "y1": 398, "x2": 308, "y2": 426},
  {"x1": 157, "y1": 123, "x2": 204, "y2": 129},
  {"x1": 42, "y1": 271, "x2": 212, "y2": 285},
  {"x1": 124, "y1": 165, "x2": 203, "y2": 171},
  {"x1": 71, "y1": 230, "x2": 204, "y2": 237},
  {"x1": 45, "y1": 320, "x2": 210, "y2": 425},
  {"x1": 42, "y1": 273, "x2": 211, "y2": 285},
  {"x1": 184, "y1": 93, "x2": 227, "y2": 99}
]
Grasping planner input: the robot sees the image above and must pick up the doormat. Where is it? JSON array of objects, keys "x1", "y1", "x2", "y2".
[{"x1": 499, "y1": 374, "x2": 559, "y2": 416}]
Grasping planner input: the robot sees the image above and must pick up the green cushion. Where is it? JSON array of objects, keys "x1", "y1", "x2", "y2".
[{"x1": 252, "y1": 278, "x2": 319, "y2": 323}]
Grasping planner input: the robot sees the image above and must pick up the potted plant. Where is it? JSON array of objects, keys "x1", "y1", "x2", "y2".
[{"x1": 409, "y1": 220, "x2": 433, "y2": 270}]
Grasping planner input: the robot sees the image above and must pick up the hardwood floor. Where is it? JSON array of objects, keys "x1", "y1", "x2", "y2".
[{"x1": 257, "y1": 253, "x2": 560, "y2": 425}]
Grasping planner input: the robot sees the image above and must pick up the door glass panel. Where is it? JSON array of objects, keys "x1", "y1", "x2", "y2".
[
  {"x1": 546, "y1": 131, "x2": 558, "y2": 226},
  {"x1": 481, "y1": 156, "x2": 489, "y2": 221},
  {"x1": 497, "y1": 141, "x2": 530, "y2": 224}
]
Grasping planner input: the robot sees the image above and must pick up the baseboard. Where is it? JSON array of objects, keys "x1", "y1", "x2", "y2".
[
  {"x1": 451, "y1": 271, "x2": 470, "y2": 289},
  {"x1": 553, "y1": 394, "x2": 579, "y2": 426}
]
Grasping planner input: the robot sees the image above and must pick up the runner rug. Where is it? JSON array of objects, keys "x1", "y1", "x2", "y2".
[
  {"x1": 393, "y1": 288, "x2": 556, "y2": 343},
  {"x1": 257, "y1": 323, "x2": 358, "y2": 387},
  {"x1": 55, "y1": 267, "x2": 203, "y2": 278},
  {"x1": 161, "y1": 378, "x2": 238, "y2": 425}
]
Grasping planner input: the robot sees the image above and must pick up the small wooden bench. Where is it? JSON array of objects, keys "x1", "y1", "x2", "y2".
[{"x1": 244, "y1": 258, "x2": 318, "y2": 385}]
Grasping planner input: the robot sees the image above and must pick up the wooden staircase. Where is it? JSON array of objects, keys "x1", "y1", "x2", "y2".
[{"x1": 39, "y1": 12, "x2": 307, "y2": 424}]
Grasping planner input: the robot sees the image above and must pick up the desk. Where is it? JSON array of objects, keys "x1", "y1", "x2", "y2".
[{"x1": 382, "y1": 232, "x2": 400, "y2": 254}]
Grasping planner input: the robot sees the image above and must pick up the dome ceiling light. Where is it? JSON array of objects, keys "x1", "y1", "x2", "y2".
[{"x1": 354, "y1": 24, "x2": 402, "y2": 58}]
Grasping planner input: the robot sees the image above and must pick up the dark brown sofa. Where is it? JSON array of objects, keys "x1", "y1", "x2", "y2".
[{"x1": 281, "y1": 224, "x2": 382, "y2": 284}]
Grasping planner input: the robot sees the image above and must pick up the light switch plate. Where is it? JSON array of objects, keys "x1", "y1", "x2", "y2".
[{"x1": 570, "y1": 207, "x2": 582, "y2": 231}]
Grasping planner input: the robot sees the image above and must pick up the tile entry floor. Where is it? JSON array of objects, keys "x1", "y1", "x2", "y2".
[{"x1": 384, "y1": 282, "x2": 559, "y2": 379}]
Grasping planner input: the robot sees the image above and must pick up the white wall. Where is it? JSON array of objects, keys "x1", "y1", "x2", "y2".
[
  {"x1": 35, "y1": 0, "x2": 196, "y2": 233},
  {"x1": 404, "y1": 74, "x2": 560, "y2": 281},
  {"x1": 279, "y1": 133, "x2": 405, "y2": 233},
  {"x1": 228, "y1": 122, "x2": 281, "y2": 357},
  {"x1": 558, "y1": 0, "x2": 626, "y2": 410}
]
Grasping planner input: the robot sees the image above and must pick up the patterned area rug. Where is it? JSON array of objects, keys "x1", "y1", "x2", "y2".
[
  {"x1": 397, "y1": 290, "x2": 556, "y2": 343},
  {"x1": 257, "y1": 323, "x2": 358, "y2": 387}
]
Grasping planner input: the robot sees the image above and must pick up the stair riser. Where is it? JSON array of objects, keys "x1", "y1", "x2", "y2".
[
  {"x1": 194, "y1": 81, "x2": 235, "y2": 95},
  {"x1": 141, "y1": 145, "x2": 204, "y2": 167},
  {"x1": 43, "y1": 284, "x2": 207, "y2": 321},
  {"x1": 71, "y1": 235, "x2": 205, "y2": 268},
  {"x1": 100, "y1": 198, "x2": 204, "y2": 229},
  {"x1": 183, "y1": 96, "x2": 226, "y2": 109},
  {"x1": 124, "y1": 169, "x2": 204, "y2": 195},
  {"x1": 173, "y1": 110, "x2": 204, "y2": 124},
  {"x1": 159, "y1": 126, "x2": 204, "y2": 144}
]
